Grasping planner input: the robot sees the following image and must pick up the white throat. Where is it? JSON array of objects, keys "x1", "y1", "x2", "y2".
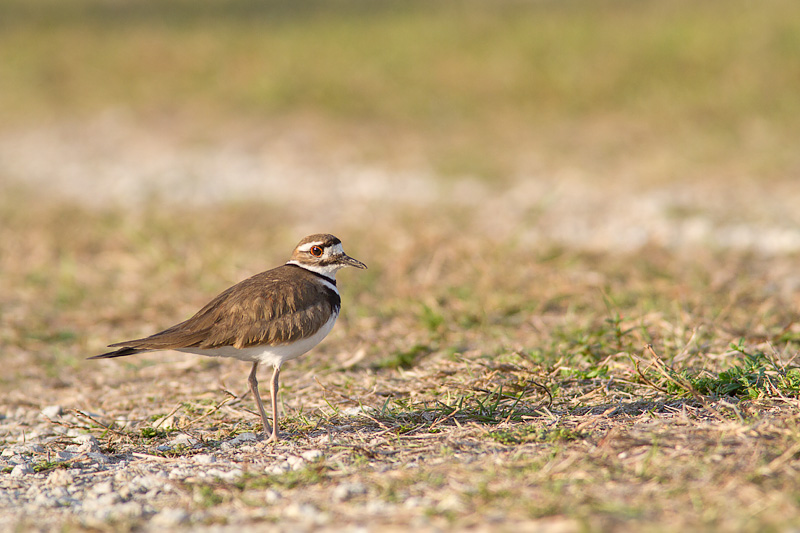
[{"x1": 285, "y1": 260, "x2": 340, "y2": 290}]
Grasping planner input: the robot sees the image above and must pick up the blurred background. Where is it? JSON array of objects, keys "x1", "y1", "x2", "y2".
[{"x1": 1, "y1": 0, "x2": 799, "y2": 254}]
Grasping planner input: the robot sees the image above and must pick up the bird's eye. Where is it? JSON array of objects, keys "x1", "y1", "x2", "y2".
[{"x1": 310, "y1": 245, "x2": 323, "y2": 257}]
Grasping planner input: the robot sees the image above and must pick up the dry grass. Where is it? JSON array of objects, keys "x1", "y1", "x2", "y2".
[{"x1": 2, "y1": 193, "x2": 800, "y2": 531}]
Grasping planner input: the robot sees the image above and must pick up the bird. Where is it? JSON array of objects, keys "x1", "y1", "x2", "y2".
[{"x1": 89, "y1": 233, "x2": 367, "y2": 443}]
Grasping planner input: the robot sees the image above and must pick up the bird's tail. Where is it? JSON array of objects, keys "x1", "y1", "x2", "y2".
[{"x1": 87, "y1": 346, "x2": 147, "y2": 359}]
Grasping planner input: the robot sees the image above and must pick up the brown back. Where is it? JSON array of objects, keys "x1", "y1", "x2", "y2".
[{"x1": 109, "y1": 265, "x2": 341, "y2": 351}]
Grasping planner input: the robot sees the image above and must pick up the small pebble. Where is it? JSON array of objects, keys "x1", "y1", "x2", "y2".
[
  {"x1": 6, "y1": 444, "x2": 44, "y2": 455},
  {"x1": 111, "y1": 501, "x2": 143, "y2": 520},
  {"x1": 86, "y1": 452, "x2": 111, "y2": 464},
  {"x1": 167, "y1": 468, "x2": 192, "y2": 480},
  {"x1": 332, "y1": 482, "x2": 367, "y2": 502},
  {"x1": 287, "y1": 455, "x2": 306, "y2": 471},
  {"x1": 56, "y1": 451, "x2": 75, "y2": 461},
  {"x1": 203, "y1": 468, "x2": 243, "y2": 482},
  {"x1": 46, "y1": 469, "x2": 75, "y2": 487},
  {"x1": 168, "y1": 433, "x2": 198, "y2": 447},
  {"x1": 74, "y1": 435, "x2": 102, "y2": 454},
  {"x1": 266, "y1": 462, "x2": 291, "y2": 475},
  {"x1": 41, "y1": 405, "x2": 63, "y2": 419},
  {"x1": 151, "y1": 508, "x2": 190, "y2": 527},
  {"x1": 93, "y1": 481, "x2": 114, "y2": 495},
  {"x1": 151, "y1": 415, "x2": 177, "y2": 429},
  {"x1": 284, "y1": 502, "x2": 328, "y2": 524},
  {"x1": 33, "y1": 492, "x2": 56, "y2": 508},
  {"x1": 10, "y1": 464, "x2": 33, "y2": 477},
  {"x1": 96, "y1": 493, "x2": 122, "y2": 507},
  {"x1": 341, "y1": 406, "x2": 376, "y2": 416},
  {"x1": 301, "y1": 449, "x2": 323, "y2": 462},
  {"x1": 193, "y1": 454, "x2": 215, "y2": 464},
  {"x1": 229, "y1": 432, "x2": 257, "y2": 446}
]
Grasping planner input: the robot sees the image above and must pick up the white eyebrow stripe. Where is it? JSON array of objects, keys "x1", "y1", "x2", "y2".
[{"x1": 297, "y1": 241, "x2": 326, "y2": 252}]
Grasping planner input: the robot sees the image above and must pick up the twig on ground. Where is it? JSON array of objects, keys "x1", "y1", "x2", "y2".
[
  {"x1": 183, "y1": 393, "x2": 236, "y2": 430},
  {"x1": 153, "y1": 402, "x2": 185, "y2": 429},
  {"x1": 70, "y1": 409, "x2": 128, "y2": 437}
]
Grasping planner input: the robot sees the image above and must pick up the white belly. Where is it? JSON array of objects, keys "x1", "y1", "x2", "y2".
[{"x1": 177, "y1": 313, "x2": 338, "y2": 368}]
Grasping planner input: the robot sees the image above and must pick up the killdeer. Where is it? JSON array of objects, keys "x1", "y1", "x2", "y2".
[{"x1": 90, "y1": 234, "x2": 366, "y2": 443}]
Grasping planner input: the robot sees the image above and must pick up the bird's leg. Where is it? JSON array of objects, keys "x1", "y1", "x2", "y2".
[
  {"x1": 248, "y1": 362, "x2": 272, "y2": 438},
  {"x1": 266, "y1": 365, "x2": 281, "y2": 443}
]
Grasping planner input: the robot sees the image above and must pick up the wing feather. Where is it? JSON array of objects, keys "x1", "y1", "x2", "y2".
[{"x1": 102, "y1": 266, "x2": 340, "y2": 354}]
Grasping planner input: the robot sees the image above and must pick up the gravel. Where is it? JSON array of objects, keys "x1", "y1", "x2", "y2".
[{"x1": 0, "y1": 404, "x2": 331, "y2": 531}]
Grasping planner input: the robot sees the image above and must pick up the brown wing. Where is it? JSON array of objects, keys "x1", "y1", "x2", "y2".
[{"x1": 97, "y1": 266, "x2": 340, "y2": 356}]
